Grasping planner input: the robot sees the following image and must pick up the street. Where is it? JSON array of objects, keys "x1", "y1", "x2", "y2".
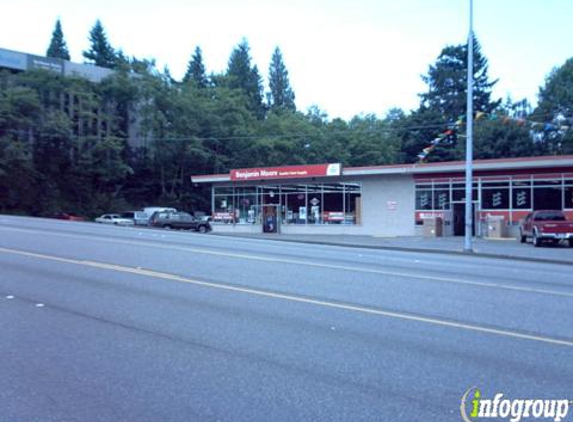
[{"x1": 0, "y1": 216, "x2": 571, "y2": 422}]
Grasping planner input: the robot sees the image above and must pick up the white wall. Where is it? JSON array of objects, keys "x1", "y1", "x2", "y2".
[{"x1": 361, "y1": 175, "x2": 416, "y2": 236}]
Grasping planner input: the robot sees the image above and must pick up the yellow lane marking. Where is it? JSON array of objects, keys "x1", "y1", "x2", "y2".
[
  {"x1": 0, "y1": 246, "x2": 572, "y2": 348},
  {"x1": 1, "y1": 226, "x2": 573, "y2": 299}
]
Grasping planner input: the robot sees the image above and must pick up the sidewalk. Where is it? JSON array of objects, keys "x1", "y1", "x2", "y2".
[{"x1": 212, "y1": 232, "x2": 573, "y2": 265}]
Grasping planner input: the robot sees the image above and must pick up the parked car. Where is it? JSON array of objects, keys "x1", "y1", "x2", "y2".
[
  {"x1": 518, "y1": 210, "x2": 573, "y2": 247},
  {"x1": 52, "y1": 212, "x2": 86, "y2": 221},
  {"x1": 149, "y1": 211, "x2": 211, "y2": 233},
  {"x1": 143, "y1": 207, "x2": 177, "y2": 221},
  {"x1": 120, "y1": 211, "x2": 149, "y2": 226},
  {"x1": 95, "y1": 214, "x2": 135, "y2": 226}
]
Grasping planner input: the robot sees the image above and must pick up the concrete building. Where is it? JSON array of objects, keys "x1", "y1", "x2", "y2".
[
  {"x1": 0, "y1": 47, "x2": 146, "y2": 147},
  {"x1": 0, "y1": 47, "x2": 114, "y2": 82},
  {"x1": 192, "y1": 155, "x2": 573, "y2": 237}
]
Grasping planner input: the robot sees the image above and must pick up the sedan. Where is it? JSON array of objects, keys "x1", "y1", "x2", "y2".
[{"x1": 95, "y1": 214, "x2": 135, "y2": 226}]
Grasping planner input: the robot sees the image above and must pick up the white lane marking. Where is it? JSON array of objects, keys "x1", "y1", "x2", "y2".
[
  {"x1": 0, "y1": 226, "x2": 572, "y2": 298},
  {"x1": 6, "y1": 295, "x2": 14, "y2": 299},
  {"x1": 35, "y1": 303, "x2": 44, "y2": 308},
  {"x1": 0, "y1": 246, "x2": 572, "y2": 348}
]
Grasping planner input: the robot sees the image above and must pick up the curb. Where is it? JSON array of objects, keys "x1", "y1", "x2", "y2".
[{"x1": 211, "y1": 233, "x2": 573, "y2": 267}]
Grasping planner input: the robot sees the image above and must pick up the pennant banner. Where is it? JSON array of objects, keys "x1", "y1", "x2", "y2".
[{"x1": 417, "y1": 112, "x2": 571, "y2": 163}]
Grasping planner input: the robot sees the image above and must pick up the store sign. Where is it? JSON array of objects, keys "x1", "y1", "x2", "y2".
[
  {"x1": 27, "y1": 55, "x2": 64, "y2": 74},
  {"x1": 230, "y1": 163, "x2": 341, "y2": 181}
]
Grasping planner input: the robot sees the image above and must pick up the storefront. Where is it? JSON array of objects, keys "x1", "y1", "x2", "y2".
[{"x1": 191, "y1": 155, "x2": 573, "y2": 237}]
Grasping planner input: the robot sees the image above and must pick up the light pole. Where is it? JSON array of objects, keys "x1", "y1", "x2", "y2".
[{"x1": 464, "y1": 0, "x2": 474, "y2": 253}]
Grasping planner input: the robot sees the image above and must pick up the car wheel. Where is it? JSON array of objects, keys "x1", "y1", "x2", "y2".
[
  {"x1": 198, "y1": 225, "x2": 207, "y2": 234},
  {"x1": 569, "y1": 240, "x2": 573, "y2": 248},
  {"x1": 163, "y1": 225, "x2": 172, "y2": 230},
  {"x1": 532, "y1": 231, "x2": 541, "y2": 247},
  {"x1": 518, "y1": 230, "x2": 526, "y2": 243}
]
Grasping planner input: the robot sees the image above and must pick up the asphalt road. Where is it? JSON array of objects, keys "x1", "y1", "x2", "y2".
[{"x1": 0, "y1": 215, "x2": 572, "y2": 422}]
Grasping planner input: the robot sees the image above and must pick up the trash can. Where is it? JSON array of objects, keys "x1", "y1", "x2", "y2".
[{"x1": 486, "y1": 216, "x2": 505, "y2": 238}]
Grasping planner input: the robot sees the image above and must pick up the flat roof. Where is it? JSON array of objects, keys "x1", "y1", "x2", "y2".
[{"x1": 191, "y1": 155, "x2": 573, "y2": 184}]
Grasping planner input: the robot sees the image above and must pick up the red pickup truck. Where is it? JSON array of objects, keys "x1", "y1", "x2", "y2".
[{"x1": 519, "y1": 210, "x2": 573, "y2": 247}]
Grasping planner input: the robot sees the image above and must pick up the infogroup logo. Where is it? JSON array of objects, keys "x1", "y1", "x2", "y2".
[{"x1": 460, "y1": 387, "x2": 571, "y2": 422}]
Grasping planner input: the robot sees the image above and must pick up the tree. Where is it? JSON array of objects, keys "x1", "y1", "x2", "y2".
[
  {"x1": 46, "y1": 19, "x2": 71, "y2": 60},
  {"x1": 347, "y1": 115, "x2": 400, "y2": 166},
  {"x1": 83, "y1": 20, "x2": 117, "y2": 68},
  {"x1": 183, "y1": 46, "x2": 209, "y2": 88},
  {"x1": 534, "y1": 57, "x2": 573, "y2": 154},
  {"x1": 268, "y1": 47, "x2": 296, "y2": 111},
  {"x1": 226, "y1": 39, "x2": 264, "y2": 118},
  {"x1": 420, "y1": 35, "x2": 500, "y2": 122}
]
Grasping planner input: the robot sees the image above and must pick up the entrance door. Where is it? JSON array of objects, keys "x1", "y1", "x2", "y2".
[{"x1": 453, "y1": 203, "x2": 476, "y2": 236}]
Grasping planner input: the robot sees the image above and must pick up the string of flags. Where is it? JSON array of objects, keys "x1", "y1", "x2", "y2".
[{"x1": 417, "y1": 112, "x2": 572, "y2": 162}]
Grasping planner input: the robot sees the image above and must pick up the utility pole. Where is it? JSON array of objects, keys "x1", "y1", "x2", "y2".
[{"x1": 464, "y1": 0, "x2": 474, "y2": 253}]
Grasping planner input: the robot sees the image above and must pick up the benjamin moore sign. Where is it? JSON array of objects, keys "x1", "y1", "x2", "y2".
[{"x1": 230, "y1": 163, "x2": 341, "y2": 181}]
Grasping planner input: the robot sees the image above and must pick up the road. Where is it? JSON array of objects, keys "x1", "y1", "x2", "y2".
[{"x1": 0, "y1": 215, "x2": 571, "y2": 422}]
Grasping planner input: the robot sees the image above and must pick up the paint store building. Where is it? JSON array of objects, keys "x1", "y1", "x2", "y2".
[{"x1": 191, "y1": 155, "x2": 573, "y2": 237}]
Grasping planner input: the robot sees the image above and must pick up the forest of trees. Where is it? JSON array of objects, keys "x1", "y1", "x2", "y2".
[{"x1": 1, "y1": 19, "x2": 572, "y2": 217}]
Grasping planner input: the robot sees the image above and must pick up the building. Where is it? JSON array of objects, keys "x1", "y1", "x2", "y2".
[
  {"x1": 0, "y1": 47, "x2": 115, "y2": 82},
  {"x1": 191, "y1": 155, "x2": 573, "y2": 237},
  {"x1": 0, "y1": 47, "x2": 146, "y2": 147}
]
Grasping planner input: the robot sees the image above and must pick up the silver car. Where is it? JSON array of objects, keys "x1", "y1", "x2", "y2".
[{"x1": 95, "y1": 214, "x2": 135, "y2": 226}]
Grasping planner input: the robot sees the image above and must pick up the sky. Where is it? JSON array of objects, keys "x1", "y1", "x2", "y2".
[{"x1": 1, "y1": 0, "x2": 572, "y2": 120}]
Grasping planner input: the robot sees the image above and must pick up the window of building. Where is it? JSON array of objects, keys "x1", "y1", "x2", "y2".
[
  {"x1": 533, "y1": 179, "x2": 563, "y2": 210},
  {"x1": 512, "y1": 180, "x2": 532, "y2": 209},
  {"x1": 212, "y1": 182, "x2": 362, "y2": 226},
  {"x1": 415, "y1": 190, "x2": 432, "y2": 210},
  {"x1": 565, "y1": 180, "x2": 573, "y2": 209},
  {"x1": 482, "y1": 188, "x2": 510, "y2": 209}
]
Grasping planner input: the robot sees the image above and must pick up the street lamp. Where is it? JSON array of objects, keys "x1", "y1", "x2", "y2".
[{"x1": 464, "y1": 0, "x2": 474, "y2": 253}]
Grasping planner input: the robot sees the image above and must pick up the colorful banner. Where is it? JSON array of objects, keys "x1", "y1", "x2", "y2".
[{"x1": 417, "y1": 112, "x2": 572, "y2": 162}]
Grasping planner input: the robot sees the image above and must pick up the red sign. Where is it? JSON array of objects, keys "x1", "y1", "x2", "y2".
[{"x1": 230, "y1": 163, "x2": 341, "y2": 181}]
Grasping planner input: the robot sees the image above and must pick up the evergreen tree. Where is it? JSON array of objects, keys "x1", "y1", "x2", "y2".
[
  {"x1": 83, "y1": 20, "x2": 117, "y2": 68},
  {"x1": 534, "y1": 57, "x2": 573, "y2": 154},
  {"x1": 268, "y1": 47, "x2": 296, "y2": 111},
  {"x1": 46, "y1": 19, "x2": 71, "y2": 60},
  {"x1": 420, "y1": 35, "x2": 500, "y2": 121},
  {"x1": 183, "y1": 46, "x2": 209, "y2": 87},
  {"x1": 226, "y1": 39, "x2": 264, "y2": 118}
]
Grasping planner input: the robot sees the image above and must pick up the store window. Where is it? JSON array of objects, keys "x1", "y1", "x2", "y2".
[
  {"x1": 212, "y1": 182, "x2": 362, "y2": 226},
  {"x1": 433, "y1": 184, "x2": 450, "y2": 210},
  {"x1": 344, "y1": 183, "x2": 362, "y2": 224},
  {"x1": 481, "y1": 181, "x2": 509, "y2": 210},
  {"x1": 565, "y1": 180, "x2": 573, "y2": 209},
  {"x1": 482, "y1": 188, "x2": 509, "y2": 209},
  {"x1": 234, "y1": 187, "x2": 257, "y2": 224},
  {"x1": 306, "y1": 184, "x2": 323, "y2": 224},
  {"x1": 282, "y1": 185, "x2": 306, "y2": 224},
  {"x1": 415, "y1": 190, "x2": 433, "y2": 210},
  {"x1": 322, "y1": 183, "x2": 345, "y2": 224},
  {"x1": 452, "y1": 182, "x2": 478, "y2": 202},
  {"x1": 512, "y1": 180, "x2": 531, "y2": 209},
  {"x1": 533, "y1": 179, "x2": 562, "y2": 210},
  {"x1": 213, "y1": 193, "x2": 236, "y2": 223}
]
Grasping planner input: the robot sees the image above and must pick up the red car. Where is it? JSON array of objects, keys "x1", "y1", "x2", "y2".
[
  {"x1": 53, "y1": 212, "x2": 86, "y2": 221},
  {"x1": 519, "y1": 210, "x2": 573, "y2": 247}
]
